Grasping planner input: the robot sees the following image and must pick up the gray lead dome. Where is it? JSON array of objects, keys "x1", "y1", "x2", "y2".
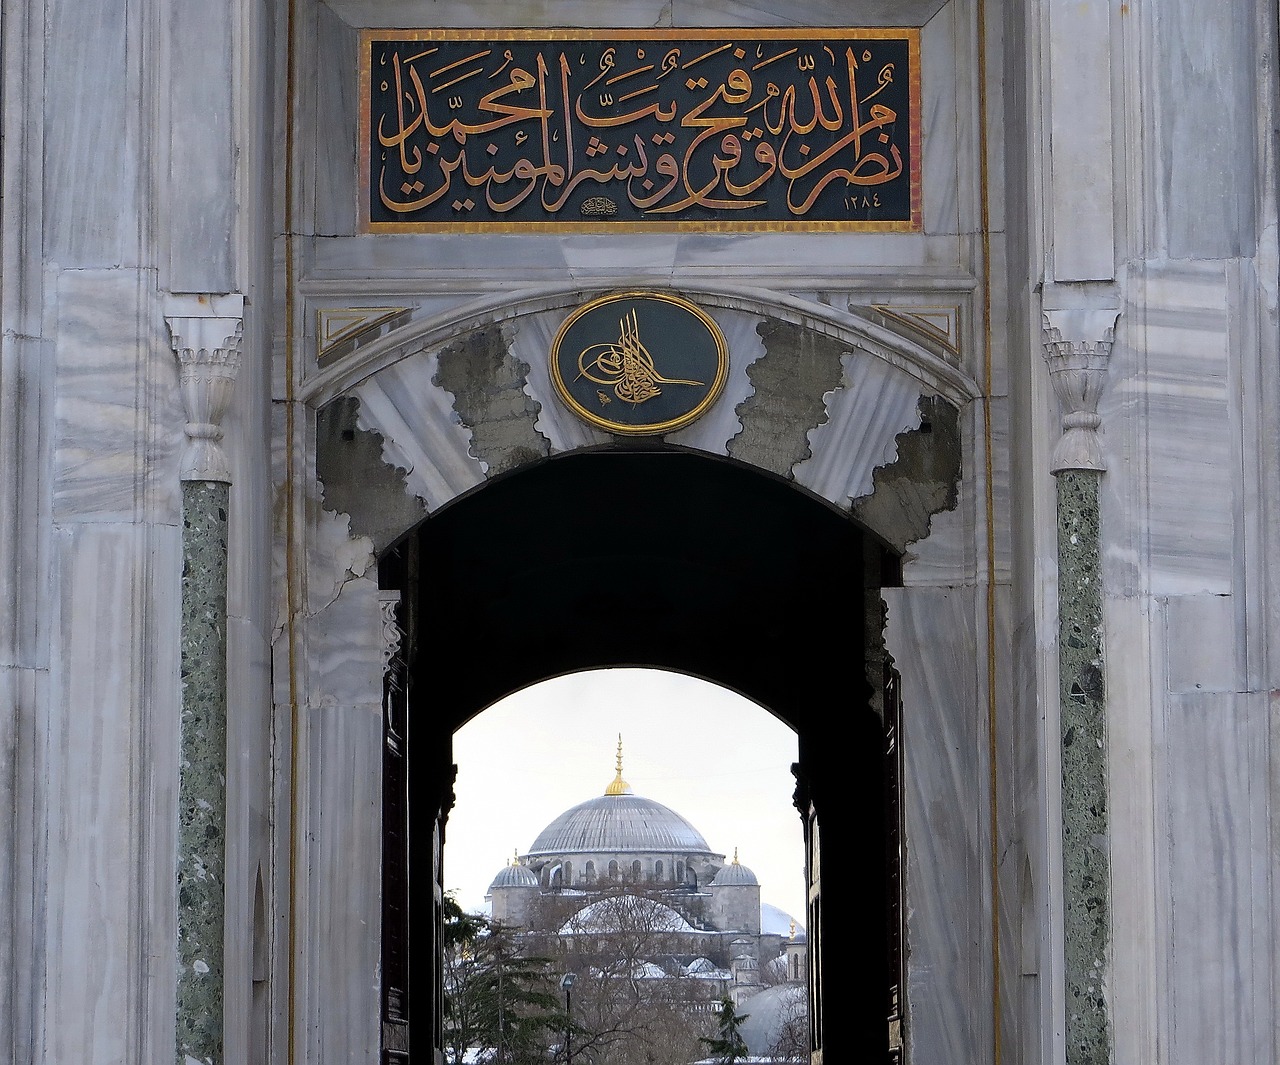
[
  {"x1": 526, "y1": 792, "x2": 714, "y2": 855},
  {"x1": 488, "y1": 862, "x2": 539, "y2": 890}
]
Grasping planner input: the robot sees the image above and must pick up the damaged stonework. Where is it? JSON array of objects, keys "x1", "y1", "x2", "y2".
[
  {"x1": 316, "y1": 396, "x2": 427, "y2": 553},
  {"x1": 851, "y1": 396, "x2": 962, "y2": 553},
  {"x1": 433, "y1": 324, "x2": 550, "y2": 476},
  {"x1": 729, "y1": 317, "x2": 847, "y2": 476}
]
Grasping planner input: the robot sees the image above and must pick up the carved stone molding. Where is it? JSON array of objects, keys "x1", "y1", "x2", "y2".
[
  {"x1": 165, "y1": 293, "x2": 245, "y2": 482},
  {"x1": 1041, "y1": 307, "x2": 1120, "y2": 474}
]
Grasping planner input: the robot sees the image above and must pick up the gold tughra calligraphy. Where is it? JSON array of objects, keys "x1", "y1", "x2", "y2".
[{"x1": 576, "y1": 308, "x2": 704, "y2": 407}]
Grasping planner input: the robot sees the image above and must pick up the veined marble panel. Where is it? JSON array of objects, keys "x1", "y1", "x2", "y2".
[
  {"x1": 1104, "y1": 261, "x2": 1234, "y2": 595},
  {"x1": 1162, "y1": 690, "x2": 1273, "y2": 1065},
  {"x1": 920, "y1": 2, "x2": 961, "y2": 237},
  {"x1": 53, "y1": 270, "x2": 184, "y2": 524},
  {"x1": 45, "y1": 521, "x2": 182, "y2": 1065},
  {"x1": 883, "y1": 584, "x2": 991, "y2": 1065},
  {"x1": 313, "y1": 1, "x2": 359, "y2": 238},
  {"x1": 323, "y1": 0, "x2": 950, "y2": 29},
  {"x1": 303, "y1": 695, "x2": 383, "y2": 1065},
  {"x1": 43, "y1": 0, "x2": 139, "y2": 267},
  {"x1": 306, "y1": 572, "x2": 384, "y2": 714},
  {"x1": 223, "y1": 612, "x2": 274, "y2": 1065},
  {"x1": 792, "y1": 351, "x2": 923, "y2": 505},
  {"x1": 1162, "y1": 593, "x2": 1237, "y2": 694},
  {"x1": 305, "y1": 232, "x2": 963, "y2": 285},
  {"x1": 1155, "y1": 0, "x2": 1257, "y2": 259},
  {"x1": 352, "y1": 352, "x2": 487, "y2": 506}
]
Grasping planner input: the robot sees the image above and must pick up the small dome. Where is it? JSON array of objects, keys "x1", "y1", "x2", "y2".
[
  {"x1": 488, "y1": 862, "x2": 538, "y2": 891},
  {"x1": 711, "y1": 849, "x2": 759, "y2": 887}
]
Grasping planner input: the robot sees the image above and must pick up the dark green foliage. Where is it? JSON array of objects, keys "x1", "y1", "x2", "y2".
[
  {"x1": 443, "y1": 894, "x2": 579, "y2": 1064},
  {"x1": 699, "y1": 997, "x2": 750, "y2": 1063}
]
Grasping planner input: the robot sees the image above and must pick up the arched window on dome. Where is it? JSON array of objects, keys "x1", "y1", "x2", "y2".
[
  {"x1": 631, "y1": 859, "x2": 642, "y2": 881},
  {"x1": 675, "y1": 860, "x2": 684, "y2": 883},
  {"x1": 585, "y1": 861, "x2": 596, "y2": 884},
  {"x1": 654, "y1": 860, "x2": 664, "y2": 882},
  {"x1": 608, "y1": 860, "x2": 620, "y2": 880},
  {"x1": 563, "y1": 860, "x2": 573, "y2": 886}
]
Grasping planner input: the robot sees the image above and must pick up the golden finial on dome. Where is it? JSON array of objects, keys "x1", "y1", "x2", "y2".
[
  {"x1": 789, "y1": 918, "x2": 797, "y2": 939},
  {"x1": 604, "y1": 733, "x2": 632, "y2": 795},
  {"x1": 732, "y1": 847, "x2": 740, "y2": 865}
]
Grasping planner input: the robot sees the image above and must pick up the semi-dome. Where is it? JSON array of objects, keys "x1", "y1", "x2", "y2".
[
  {"x1": 559, "y1": 894, "x2": 698, "y2": 935},
  {"x1": 525, "y1": 738, "x2": 714, "y2": 856}
]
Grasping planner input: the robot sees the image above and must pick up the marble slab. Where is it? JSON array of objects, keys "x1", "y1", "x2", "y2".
[
  {"x1": 44, "y1": 522, "x2": 182, "y2": 1065},
  {"x1": 883, "y1": 584, "x2": 992, "y2": 1065},
  {"x1": 1162, "y1": 690, "x2": 1272, "y2": 1065},
  {"x1": 1103, "y1": 261, "x2": 1234, "y2": 596},
  {"x1": 52, "y1": 270, "x2": 184, "y2": 526},
  {"x1": 792, "y1": 350, "x2": 924, "y2": 505},
  {"x1": 352, "y1": 352, "x2": 488, "y2": 507}
]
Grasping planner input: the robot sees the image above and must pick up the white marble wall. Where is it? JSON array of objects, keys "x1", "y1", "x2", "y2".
[{"x1": 8, "y1": 0, "x2": 1279, "y2": 1063}]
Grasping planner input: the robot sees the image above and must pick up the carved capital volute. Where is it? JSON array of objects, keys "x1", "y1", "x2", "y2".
[
  {"x1": 1041, "y1": 307, "x2": 1119, "y2": 474},
  {"x1": 165, "y1": 293, "x2": 245, "y2": 483}
]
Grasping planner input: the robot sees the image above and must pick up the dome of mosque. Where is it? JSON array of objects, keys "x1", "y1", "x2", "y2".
[
  {"x1": 488, "y1": 861, "x2": 539, "y2": 891},
  {"x1": 525, "y1": 739, "x2": 714, "y2": 857},
  {"x1": 527, "y1": 792, "x2": 713, "y2": 855},
  {"x1": 734, "y1": 983, "x2": 809, "y2": 1059},
  {"x1": 710, "y1": 852, "x2": 759, "y2": 887}
]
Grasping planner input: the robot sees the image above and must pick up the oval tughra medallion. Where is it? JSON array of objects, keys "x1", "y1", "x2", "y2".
[{"x1": 550, "y1": 291, "x2": 729, "y2": 436}]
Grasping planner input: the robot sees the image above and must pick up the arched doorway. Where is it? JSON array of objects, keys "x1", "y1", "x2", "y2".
[{"x1": 377, "y1": 447, "x2": 904, "y2": 1061}]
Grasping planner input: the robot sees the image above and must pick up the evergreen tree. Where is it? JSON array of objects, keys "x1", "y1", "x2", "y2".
[
  {"x1": 699, "y1": 996, "x2": 750, "y2": 1063},
  {"x1": 443, "y1": 894, "x2": 575, "y2": 1064}
]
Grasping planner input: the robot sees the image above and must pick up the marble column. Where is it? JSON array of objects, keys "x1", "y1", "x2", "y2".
[
  {"x1": 1043, "y1": 307, "x2": 1117, "y2": 1065},
  {"x1": 165, "y1": 294, "x2": 244, "y2": 1065}
]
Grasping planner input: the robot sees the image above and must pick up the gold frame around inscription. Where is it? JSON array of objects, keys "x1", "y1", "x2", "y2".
[
  {"x1": 550, "y1": 291, "x2": 730, "y2": 436},
  {"x1": 359, "y1": 27, "x2": 923, "y2": 233}
]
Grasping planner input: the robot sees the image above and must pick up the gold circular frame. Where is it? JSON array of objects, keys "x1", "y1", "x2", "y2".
[{"x1": 549, "y1": 291, "x2": 729, "y2": 436}]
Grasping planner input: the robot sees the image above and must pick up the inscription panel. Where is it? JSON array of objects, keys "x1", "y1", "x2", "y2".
[{"x1": 360, "y1": 29, "x2": 921, "y2": 232}]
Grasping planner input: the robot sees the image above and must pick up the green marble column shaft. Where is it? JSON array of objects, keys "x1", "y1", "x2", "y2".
[
  {"x1": 1056, "y1": 469, "x2": 1109, "y2": 1065},
  {"x1": 177, "y1": 480, "x2": 229, "y2": 1065}
]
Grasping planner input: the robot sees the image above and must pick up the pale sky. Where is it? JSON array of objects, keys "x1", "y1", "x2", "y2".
[{"x1": 445, "y1": 667, "x2": 808, "y2": 926}]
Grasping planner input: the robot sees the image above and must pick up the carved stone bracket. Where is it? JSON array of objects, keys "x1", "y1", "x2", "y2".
[
  {"x1": 378, "y1": 589, "x2": 403, "y2": 674},
  {"x1": 1041, "y1": 307, "x2": 1120, "y2": 474},
  {"x1": 165, "y1": 293, "x2": 245, "y2": 483}
]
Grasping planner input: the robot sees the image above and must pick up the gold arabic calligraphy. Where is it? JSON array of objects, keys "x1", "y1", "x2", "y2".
[
  {"x1": 577, "y1": 308, "x2": 703, "y2": 406},
  {"x1": 365, "y1": 30, "x2": 918, "y2": 227}
]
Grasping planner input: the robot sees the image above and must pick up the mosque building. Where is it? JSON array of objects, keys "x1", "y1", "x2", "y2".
[{"x1": 484, "y1": 741, "x2": 808, "y2": 1016}]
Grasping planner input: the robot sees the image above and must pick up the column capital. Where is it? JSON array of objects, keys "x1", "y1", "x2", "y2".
[
  {"x1": 165, "y1": 293, "x2": 245, "y2": 483},
  {"x1": 1041, "y1": 307, "x2": 1120, "y2": 474}
]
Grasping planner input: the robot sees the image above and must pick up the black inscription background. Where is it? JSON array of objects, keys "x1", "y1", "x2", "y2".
[{"x1": 366, "y1": 33, "x2": 917, "y2": 227}]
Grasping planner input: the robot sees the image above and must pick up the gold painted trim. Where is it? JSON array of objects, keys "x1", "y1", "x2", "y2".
[
  {"x1": 316, "y1": 306, "x2": 411, "y2": 363},
  {"x1": 549, "y1": 290, "x2": 730, "y2": 436},
  {"x1": 871, "y1": 304, "x2": 962, "y2": 356},
  {"x1": 358, "y1": 27, "x2": 922, "y2": 234}
]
